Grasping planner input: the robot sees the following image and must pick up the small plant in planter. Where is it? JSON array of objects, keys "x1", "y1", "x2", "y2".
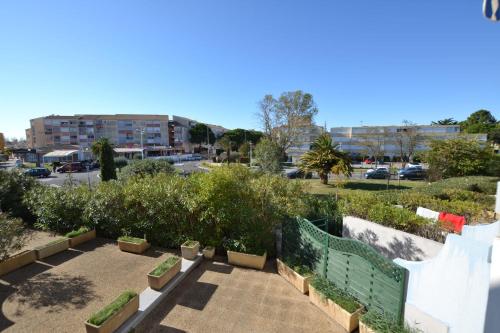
[
  {"x1": 202, "y1": 245, "x2": 216, "y2": 259},
  {"x1": 181, "y1": 240, "x2": 200, "y2": 260},
  {"x1": 85, "y1": 290, "x2": 138, "y2": 333},
  {"x1": 276, "y1": 256, "x2": 313, "y2": 294},
  {"x1": 65, "y1": 226, "x2": 96, "y2": 248},
  {"x1": 309, "y1": 276, "x2": 363, "y2": 332},
  {"x1": 117, "y1": 236, "x2": 150, "y2": 254},
  {"x1": 360, "y1": 310, "x2": 417, "y2": 333},
  {"x1": 148, "y1": 255, "x2": 182, "y2": 290},
  {"x1": 223, "y1": 238, "x2": 267, "y2": 270},
  {"x1": 34, "y1": 237, "x2": 70, "y2": 259}
]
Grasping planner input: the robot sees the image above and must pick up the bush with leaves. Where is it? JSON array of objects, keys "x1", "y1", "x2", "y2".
[
  {"x1": 114, "y1": 157, "x2": 129, "y2": 170},
  {"x1": 254, "y1": 137, "x2": 283, "y2": 174},
  {"x1": 0, "y1": 213, "x2": 28, "y2": 262},
  {"x1": 0, "y1": 170, "x2": 38, "y2": 222},
  {"x1": 119, "y1": 159, "x2": 175, "y2": 180},
  {"x1": 24, "y1": 184, "x2": 91, "y2": 233}
]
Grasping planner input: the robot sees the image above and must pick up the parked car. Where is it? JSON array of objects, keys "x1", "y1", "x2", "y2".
[
  {"x1": 81, "y1": 160, "x2": 100, "y2": 170},
  {"x1": 398, "y1": 167, "x2": 426, "y2": 180},
  {"x1": 56, "y1": 162, "x2": 83, "y2": 173},
  {"x1": 365, "y1": 168, "x2": 390, "y2": 179},
  {"x1": 24, "y1": 167, "x2": 51, "y2": 178},
  {"x1": 285, "y1": 169, "x2": 312, "y2": 179}
]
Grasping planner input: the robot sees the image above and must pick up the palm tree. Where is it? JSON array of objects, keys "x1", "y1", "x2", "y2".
[
  {"x1": 299, "y1": 133, "x2": 353, "y2": 185},
  {"x1": 431, "y1": 118, "x2": 458, "y2": 125}
]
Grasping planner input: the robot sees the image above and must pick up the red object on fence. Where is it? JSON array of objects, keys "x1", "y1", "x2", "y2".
[{"x1": 438, "y1": 212, "x2": 466, "y2": 233}]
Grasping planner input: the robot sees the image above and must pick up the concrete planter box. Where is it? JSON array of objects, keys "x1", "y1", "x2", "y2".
[
  {"x1": 147, "y1": 257, "x2": 182, "y2": 290},
  {"x1": 227, "y1": 250, "x2": 267, "y2": 270},
  {"x1": 202, "y1": 246, "x2": 215, "y2": 259},
  {"x1": 117, "y1": 240, "x2": 150, "y2": 254},
  {"x1": 0, "y1": 250, "x2": 37, "y2": 276},
  {"x1": 359, "y1": 321, "x2": 376, "y2": 333},
  {"x1": 69, "y1": 229, "x2": 96, "y2": 248},
  {"x1": 309, "y1": 285, "x2": 363, "y2": 332},
  {"x1": 276, "y1": 258, "x2": 311, "y2": 294},
  {"x1": 35, "y1": 238, "x2": 70, "y2": 259},
  {"x1": 85, "y1": 294, "x2": 139, "y2": 333},
  {"x1": 181, "y1": 241, "x2": 200, "y2": 260}
]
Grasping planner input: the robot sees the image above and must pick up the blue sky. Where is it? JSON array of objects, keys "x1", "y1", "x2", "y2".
[{"x1": 0, "y1": 1, "x2": 499, "y2": 138}]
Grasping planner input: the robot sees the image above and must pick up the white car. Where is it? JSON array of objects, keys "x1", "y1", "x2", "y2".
[{"x1": 366, "y1": 167, "x2": 389, "y2": 174}]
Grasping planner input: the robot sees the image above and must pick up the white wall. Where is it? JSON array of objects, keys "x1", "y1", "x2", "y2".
[{"x1": 342, "y1": 216, "x2": 443, "y2": 261}]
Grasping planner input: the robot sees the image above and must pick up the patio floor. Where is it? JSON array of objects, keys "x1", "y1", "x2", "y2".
[
  {"x1": 135, "y1": 258, "x2": 347, "y2": 333},
  {"x1": 0, "y1": 236, "x2": 178, "y2": 333}
]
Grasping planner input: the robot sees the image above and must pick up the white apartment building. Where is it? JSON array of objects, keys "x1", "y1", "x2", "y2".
[{"x1": 330, "y1": 125, "x2": 488, "y2": 159}]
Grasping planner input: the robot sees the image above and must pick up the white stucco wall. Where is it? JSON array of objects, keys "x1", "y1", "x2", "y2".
[{"x1": 342, "y1": 216, "x2": 443, "y2": 260}]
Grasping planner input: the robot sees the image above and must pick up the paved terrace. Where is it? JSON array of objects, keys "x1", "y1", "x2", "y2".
[
  {"x1": 136, "y1": 259, "x2": 345, "y2": 333},
  {"x1": 1, "y1": 236, "x2": 178, "y2": 333}
]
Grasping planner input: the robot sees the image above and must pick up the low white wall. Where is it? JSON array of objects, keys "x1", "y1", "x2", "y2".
[{"x1": 342, "y1": 216, "x2": 443, "y2": 261}]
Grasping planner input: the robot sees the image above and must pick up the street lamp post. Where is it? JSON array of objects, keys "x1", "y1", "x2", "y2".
[{"x1": 136, "y1": 128, "x2": 145, "y2": 160}]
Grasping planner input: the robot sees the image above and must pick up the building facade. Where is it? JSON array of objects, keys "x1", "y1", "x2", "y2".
[
  {"x1": 330, "y1": 125, "x2": 488, "y2": 159},
  {"x1": 26, "y1": 114, "x2": 170, "y2": 151},
  {"x1": 285, "y1": 120, "x2": 326, "y2": 163}
]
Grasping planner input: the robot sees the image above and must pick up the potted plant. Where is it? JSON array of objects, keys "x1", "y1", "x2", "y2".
[
  {"x1": 360, "y1": 310, "x2": 415, "y2": 333},
  {"x1": 147, "y1": 256, "x2": 182, "y2": 290},
  {"x1": 309, "y1": 276, "x2": 363, "y2": 332},
  {"x1": 35, "y1": 237, "x2": 70, "y2": 259},
  {"x1": 202, "y1": 244, "x2": 216, "y2": 259},
  {"x1": 181, "y1": 240, "x2": 200, "y2": 260},
  {"x1": 65, "y1": 227, "x2": 96, "y2": 248},
  {"x1": 117, "y1": 236, "x2": 150, "y2": 254},
  {"x1": 223, "y1": 238, "x2": 267, "y2": 270},
  {"x1": 0, "y1": 250, "x2": 37, "y2": 276},
  {"x1": 276, "y1": 257, "x2": 313, "y2": 294},
  {"x1": 85, "y1": 290, "x2": 139, "y2": 333}
]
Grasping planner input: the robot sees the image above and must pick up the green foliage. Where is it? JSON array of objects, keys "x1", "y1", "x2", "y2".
[
  {"x1": 425, "y1": 137, "x2": 493, "y2": 179},
  {"x1": 299, "y1": 133, "x2": 353, "y2": 185},
  {"x1": 0, "y1": 214, "x2": 28, "y2": 262},
  {"x1": 87, "y1": 290, "x2": 137, "y2": 326},
  {"x1": 24, "y1": 165, "x2": 307, "y2": 253},
  {"x1": 182, "y1": 240, "x2": 199, "y2": 247},
  {"x1": 254, "y1": 137, "x2": 282, "y2": 174},
  {"x1": 281, "y1": 256, "x2": 313, "y2": 277},
  {"x1": 0, "y1": 170, "x2": 38, "y2": 222},
  {"x1": 460, "y1": 109, "x2": 498, "y2": 136},
  {"x1": 24, "y1": 184, "x2": 91, "y2": 233},
  {"x1": 431, "y1": 118, "x2": 458, "y2": 125},
  {"x1": 419, "y1": 176, "x2": 499, "y2": 195},
  {"x1": 92, "y1": 138, "x2": 117, "y2": 181},
  {"x1": 149, "y1": 256, "x2": 181, "y2": 277},
  {"x1": 118, "y1": 236, "x2": 146, "y2": 244},
  {"x1": 35, "y1": 237, "x2": 68, "y2": 248},
  {"x1": 238, "y1": 142, "x2": 250, "y2": 158},
  {"x1": 223, "y1": 237, "x2": 266, "y2": 256},
  {"x1": 189, "y1": 123, "x2": 215, "y2": 145},
  {"x1": 119, "y1": 159, "x2": 175, "y2": 180},
  {"x1": 310, "y1": 276, "x2": 361, "y2": 313},
  {"x1": 361, "y1": 310, "x2": 418, "y2": 333},
  {"x1": 113, "y1": 157, "x2": 129, "y2": 170},
  {"x1": 222, "y1": 128, "x2": 263, "y2": 148},
  {"x1": 65, "y1": 226, "x2": 91, "y2": 238}
]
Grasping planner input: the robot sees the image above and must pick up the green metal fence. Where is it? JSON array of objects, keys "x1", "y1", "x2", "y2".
[{"x1": 282, "y1": 216, "x2": 407, "y2": 321}]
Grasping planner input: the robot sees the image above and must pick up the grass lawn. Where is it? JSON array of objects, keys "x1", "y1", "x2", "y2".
[{"x1": 300, "y1": 178, "x2": 425, "y2": 195}]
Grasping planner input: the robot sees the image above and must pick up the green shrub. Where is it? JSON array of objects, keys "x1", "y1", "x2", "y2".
[
  {"x1": 114, "y1": 157, "x2": 129, "y2": 170},
  {"x1": 0, "y1": 213, "x2": 28, "y2": 262},
  {"x1": 149, "y1": 256, "x2": 181, "y2": 277},
  {"x1": 118, "y1": 236, "x2": 146, "y2": 244},
  {"x1": 281, "y1": 255, "x2": 313, "y2": 277},
  {"x1": 0, "y1": 170, "x2": 38, "y2": 222},
  {"x1": 182, "y1": 240, "x2": 199, "y2": 247},
  {"x1": 310, "y1": 276, "x2": 361, "y2": 313},
  {"x1": 361, "y1": 310, "x2": 418, "y2": 333},
  {"x1": 223, "y1": 237, "x2": 267, "y2": 256},
  {"x1": 119, "y1": 159, "x2": 174, "y2": 180},
  {"x1": 422, "y1": 176, "x2": 499, "y2": 195},
  {"x1": 25, "y1": 184, "x2": 91, "y2": 233},
  {"x1": 87, "y1": 290, "x2": 137, "y2": 326},
  {"x1": 35, "y1": 238, "x2": 68, "y2": 249},
  {"x1": 65, "y1": 226, "x2": 90, "y2": 238}
]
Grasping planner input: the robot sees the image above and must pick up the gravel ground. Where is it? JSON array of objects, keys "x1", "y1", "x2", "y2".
[
  {"x1": 1, "y1": 237, "x2": 178, "y2": 333},
  {"x1": 135, "y1": 258, "x2": 346, "y2": 333}
]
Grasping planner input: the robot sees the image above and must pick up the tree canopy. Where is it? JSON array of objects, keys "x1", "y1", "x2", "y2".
[
  {"x1": 254, "y1": 138, "x2": 282, "y2": 174},
  {"x1": 222, "y1": 128, "x2": 263, "y2": 148},
  {"x1": 431, "y1": 118, "x2": 458, "y2": 125},
  {"x1": 189, "y1": 123, "x2": 216, "y2": 145},
  {"x1": 299, "y1": 133, "x2": 353, "y2": 185}
]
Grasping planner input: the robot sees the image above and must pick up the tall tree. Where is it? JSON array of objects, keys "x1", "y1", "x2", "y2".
[
  {"x1": 299, "y1": 133, "x2": 353, "y2": 185},
  {"x1": 92, "y1": 138, "x2": 116, "y2": 181},
  {"x1": 460, "y1": 110, "x2": 497, "y2": 134},
  {"x1": 431, "y1": 118, "x2": 458, "y2": 125},
  {"x1": 256, "y1": 91, "x2": 318, "y2": 155},
  {"x1": 358, "y1": 128, "x2": 387, "y2": 167},
  {"x1": 254, "y1": 138, "x2": 282, "y2": 174},
  {"x1": 393, "y1": 120, "x2": 422, "y2": 165},
  {"x1": 217, "y1": 136, "x2": 233, "y2": 164},
  {"x1": 189, "y1": 123, "x2": 216, "y2": 150},
  {"x1": 222, "y1": 128, "x2": 263, "y2": 148}
]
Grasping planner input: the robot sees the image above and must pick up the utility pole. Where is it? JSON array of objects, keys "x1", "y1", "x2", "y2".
[
  {"x1": 206, "y1": 125, "x2": 210, "y2": 159},
  {"x1": 136, "y1": 128, "x2": 145, "y2": 160}
]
